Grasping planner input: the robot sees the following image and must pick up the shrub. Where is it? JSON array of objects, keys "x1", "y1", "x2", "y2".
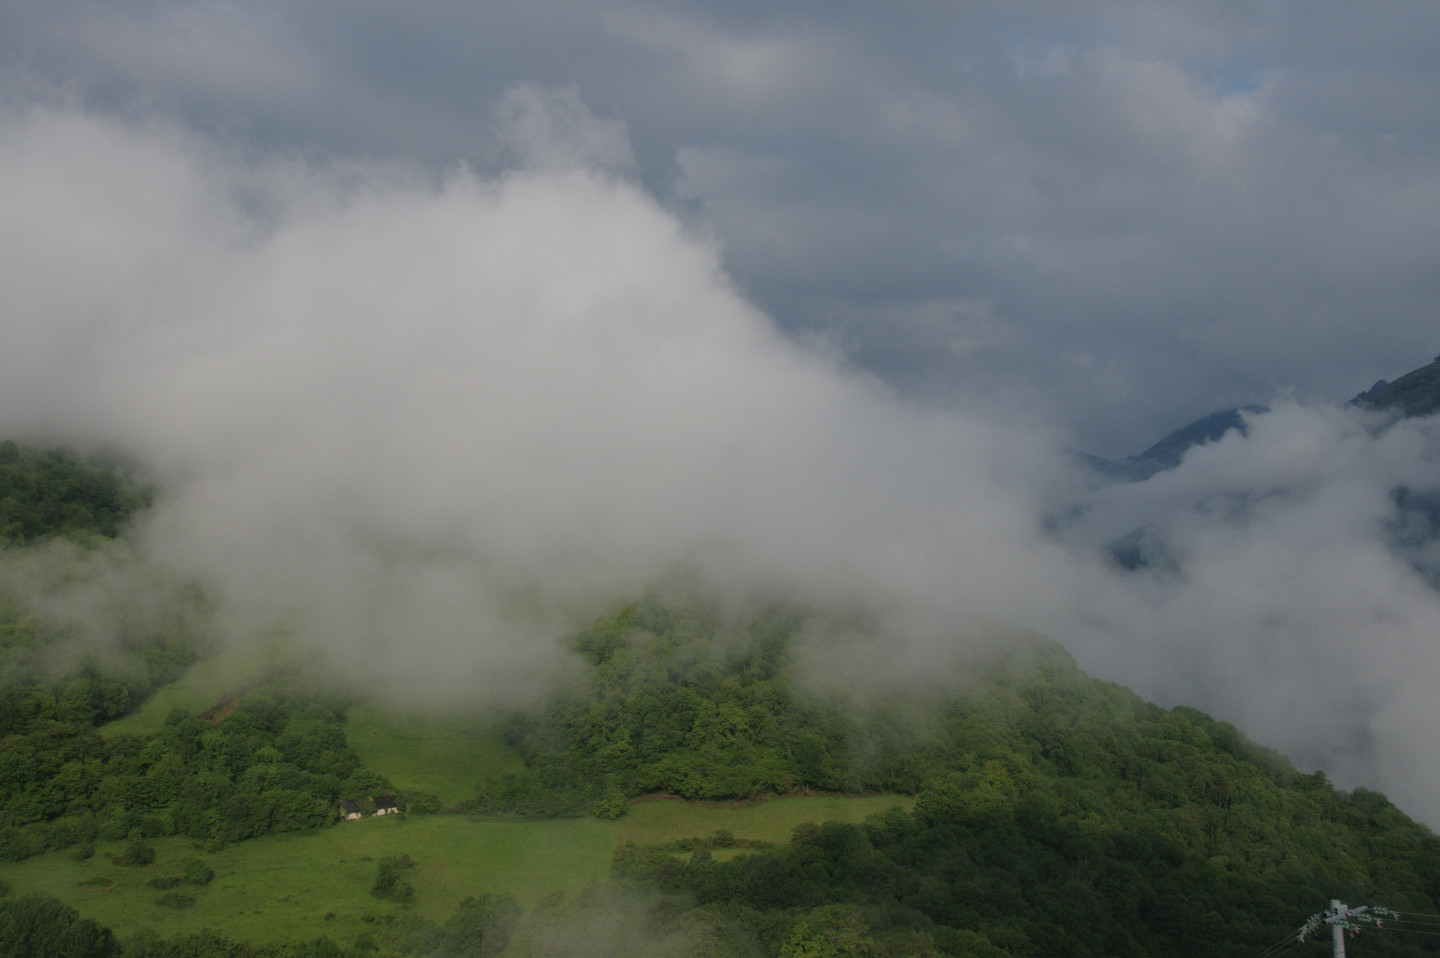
[
  {"x1": 154, "y1": 892, "x2": 195, "y2": 910},
  {"x1": 118, "y1": 833, "x2": 155, "y2": 866},
  {"x1": 439, "y1": 893, "x2": 522, "y2": 956},
  {"x1": 138, "y1": 812, "x2": 172, "y2": 839},
  {"x1": 0, "y1": 894, "x2": 117, "y2": 956},
  {"x1": 591, "y1": 782, "x2": 629, "y2": 820},
  {"x1": 371, "y1": 856, "x2": 417, "y2": 904},
  {"x1": 405, "y1": 792, "x2": 441, "y2": 814},
  {"x1": 181, "y1": 856, "x2": 214, "y2": 885}
]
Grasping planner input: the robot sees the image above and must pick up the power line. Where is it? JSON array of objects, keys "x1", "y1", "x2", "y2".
[
  {"x1": 1283, "y1": 901, "x2": 1401, "y2": 958},
  {"x1": 1259, "y1": 901, "x2": 1440, "y2": 957},
  {"x1": 1253, "y1": 929, "x2": 1304, "y2": 958}
]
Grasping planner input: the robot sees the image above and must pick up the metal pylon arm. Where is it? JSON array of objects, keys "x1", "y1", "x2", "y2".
[{"x1": 1295, "y1": 901, "x2": 1400, "y2": 957}]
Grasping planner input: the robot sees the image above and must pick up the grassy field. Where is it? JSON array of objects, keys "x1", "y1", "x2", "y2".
[
  {"x1": 340, "y1": 709, "x2": 911, "y2": 829},
  {"x1": 615, "y1": 794, "x2": 912, "y2": 847},
  {"x1": 2, "y1": 816, "x2": 614, "y2": 945},
  {"x1": 0, "y1": 795, "x2": 912, "y2": 948},
  {"x1": 100, "y1": 634, "x2": 306, "y2": 739},
  {"x1": 69, "y1": 673, "x2": 915, "y2": 947},
  {"x1": 104, "y1": 660, "x2": 524, "y2": 807},
  {"x1": 344, "y1": 704, "x2": 525, "y2": 805}
]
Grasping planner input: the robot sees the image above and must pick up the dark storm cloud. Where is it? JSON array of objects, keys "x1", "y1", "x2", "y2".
[{"x1": 5, "y1": 0, "x2": 1439, "y2": 450}]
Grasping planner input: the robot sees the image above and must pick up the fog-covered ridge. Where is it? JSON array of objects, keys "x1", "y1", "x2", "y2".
[{"x1": 5, "y1": 104, "x2": 1440, "y2": 826}]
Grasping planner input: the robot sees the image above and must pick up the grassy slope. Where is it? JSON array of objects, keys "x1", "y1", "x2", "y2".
[
  {"x1": 29, "y1": 690, "x2": 913, "y2": 948},
  {"x1": 99, "y1": 634, "x2": 304, "y2": 739},
  {"x1": 2, "y1": 817, "x2": 611, "y2": 945},
  {"x1": 1, "y1": 797, "x2": 910, "y2": 947},
  {"x1": 615, "y1": 795, "x2": 911, "y2": 848},
  {"x1": 344, "y1": 704, "x2": 525, "y2": 805}
]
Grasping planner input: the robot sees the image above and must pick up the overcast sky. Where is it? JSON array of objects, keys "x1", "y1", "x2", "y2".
[{"x1": 6, "y1": 0, "x2": 1438, "y2": 452}]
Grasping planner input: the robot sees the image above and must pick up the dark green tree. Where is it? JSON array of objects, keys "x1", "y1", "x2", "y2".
[{"x1": 0, "y1": 894, "x2": 118, "y2": 957}]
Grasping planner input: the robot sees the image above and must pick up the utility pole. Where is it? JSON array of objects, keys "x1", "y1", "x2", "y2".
[{"x1": 1297, "y1": 901, "x2": 1397, "y2": 954}]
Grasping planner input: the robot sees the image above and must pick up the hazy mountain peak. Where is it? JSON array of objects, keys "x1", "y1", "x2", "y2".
[
  {"x1": 1080, "y1": 405, "x2": 1268, "y2": 482},
  {"x1": 1351, "y1": 355, "x2": 1440, "y2": 419}
]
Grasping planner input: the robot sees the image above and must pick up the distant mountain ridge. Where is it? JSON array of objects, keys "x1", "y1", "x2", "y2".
[
  {"x1": 1081, "y1": 352, "x2": 1440, "y2": 582},
  {"x1": 1351, "y1": 355, "x2": 1440, "y2": 418},
  {"x1": 1088, "y1": 353, "x2": 1440, "y2": 482},
  {"x1": 1079, "y1": 406, "x2": 1266, "y2": 483}
]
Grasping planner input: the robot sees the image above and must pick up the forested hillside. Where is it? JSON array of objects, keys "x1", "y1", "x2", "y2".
[
  {"x1": 0, "y1": 445, "x2": 397, "y2": 855},
  {"x1": 483, "y1": 598, "x2": 1440, "y2": 957},
  {"x1": 3, "y1": 441, "x2": 1440, "y2": 957},
  {"x1": 1352, "y1": 356, "x2": 1440, "y2": 419},
  {"x1": 0, "y1": 441, "x2": 147, "y2": 545}
]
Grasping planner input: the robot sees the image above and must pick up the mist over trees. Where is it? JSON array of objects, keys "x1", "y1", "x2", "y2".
[
  {"x1": 0, "y1": 449, "x2": 394, "y2": 863},
  {"x1": 6, "y1": 105, "x2": 1440, "y2": 827},
  {"x1": 0, "y1": 442, "x2": 146, "y2": 545},
  {"x1": 3, "y1": 442, "x2": 1440, "y2": 956},
  {"x1": 4, "y1": 0, "x2": 1440, "y2": 951}
]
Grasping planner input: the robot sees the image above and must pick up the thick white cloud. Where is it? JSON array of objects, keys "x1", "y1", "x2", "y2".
[
  {"x1": 1049, "y1": 407, "x2": 1440, "y2": 807},
  {"x1": 6, "y1": 100, "x2": 1440, "y2": 829},
  {"x1": 0, "y1": 104, "x2": 1061, "y2": 706}
]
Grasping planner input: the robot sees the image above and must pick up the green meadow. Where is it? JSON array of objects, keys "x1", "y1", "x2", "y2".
[
  {"x1": 615, "y1": 794, "x2": 912, "y2": 848},
  {"x1": 343, "y1": 704, "x2": 525, "y2": 805},
  {"x1": 1, "y1": 816, "x2": 611, "y2": 945},
  {"x1": 0, "y1": 796, "x2": 910, "y2": 947},
  {"x1": 100, "y1": 634, "x2": 307, "y2": 739},
  {"x1": 17, "y1": 692, "x2": 912, "y2": 948},
  {"x1": 341, "y1": 705, "x2": 911, "y2": 825}
]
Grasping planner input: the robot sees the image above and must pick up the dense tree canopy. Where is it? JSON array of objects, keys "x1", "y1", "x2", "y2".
[
  {"x1": 486, "y1": 596, "x2": 1440, "y2": 956},
  {"x1": 0, "y1": 442, "x2": 147, "y2": 545}
]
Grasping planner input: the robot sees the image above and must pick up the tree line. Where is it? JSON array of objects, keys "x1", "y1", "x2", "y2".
[{"x1": 0, "y1": 441, "x2": 147, "y2": 545}]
